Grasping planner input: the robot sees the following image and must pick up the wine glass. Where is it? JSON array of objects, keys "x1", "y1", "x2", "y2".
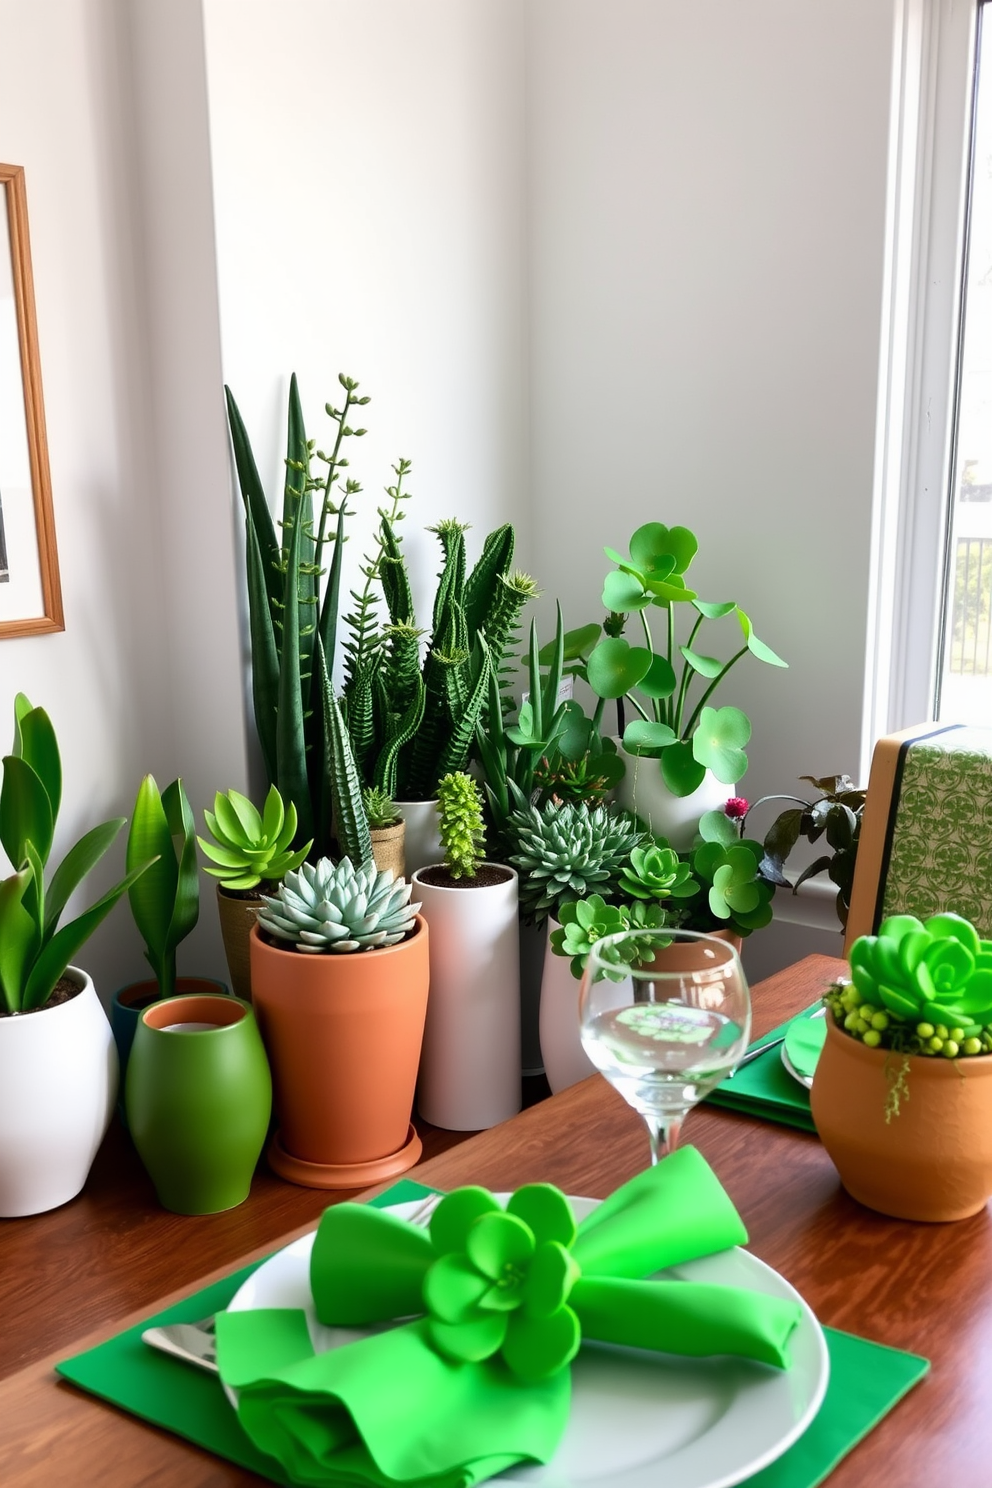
[{"x1": 579, "y1": 929, "x2": 751, "y2": 1165}]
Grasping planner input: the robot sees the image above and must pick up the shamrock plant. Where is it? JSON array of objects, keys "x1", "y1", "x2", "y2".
[
  {"x1": 676, "y1": 807, "x2": 775, "y2": 938},
  {"x1": 423, "y1": 1183, "x2": 581, "y2": 1383},
  {"x1": 550, "y1": 894, "x2": 672, "y2": 979},
  {"x1": 573, "y1": 523, "x2": 786, "y2": 797}
]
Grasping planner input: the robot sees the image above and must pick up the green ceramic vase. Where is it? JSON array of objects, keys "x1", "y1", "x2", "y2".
[{"x1": 126, "y1": 993, "x2": 272, "y2": 1214}]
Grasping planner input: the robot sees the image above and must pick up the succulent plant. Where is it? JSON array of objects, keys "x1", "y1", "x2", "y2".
[
  {"x1": 550, "y1": 894, "x2": 672, "y2": 978},
  {"x1": 506, "y1": 798, "x2": 646, "y2": 925},
  {"x1": 437, "y1": 772, "x2": 486, "y2": 880},
  {"x1": 198, "y1": 785, "x2": 313, "y2": 892},
  {"x1": 362, "y1": 786, "x2": 401, "y2": 830},
  {"x1": 619, "y1": 844, "x2": 696, "y2": 903},
  {"x1": 257, "y1": 857, "x2": 420, "y2": 953}
]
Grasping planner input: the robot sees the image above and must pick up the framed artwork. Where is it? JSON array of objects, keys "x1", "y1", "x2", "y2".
[{"x1": 0, "y1": 163, "x2": 62, "y2": 637}]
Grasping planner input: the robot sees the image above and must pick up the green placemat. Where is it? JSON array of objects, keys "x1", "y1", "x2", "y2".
[
  {"x1": 58, "y1": 1177, "x2": 928, "y2": 1488},
  {"x1": 706, "y1": 1007, "x2": 821, "y2": 1132}
]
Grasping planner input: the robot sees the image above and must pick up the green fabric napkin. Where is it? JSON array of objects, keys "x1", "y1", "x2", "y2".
[
  {"x1": 784, "y1": 1016, "x2": 827, "y2": 1081},
  {"x1": 57, "y1": 1174, "x2": 929, "y2": 1488},
  {"x1": 706, "y1": 1006, "x2": 822, "y2": 1131},
  {"x1": 217, "y1": 1149, "x2": 804, "y2": 1486}
]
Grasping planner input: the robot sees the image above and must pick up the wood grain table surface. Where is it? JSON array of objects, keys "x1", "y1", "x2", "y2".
[{"x1": 2, "y1": 951, "x2": 990, "y2": 1486}]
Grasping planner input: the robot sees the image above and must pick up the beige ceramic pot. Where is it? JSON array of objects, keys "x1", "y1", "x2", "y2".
[
  {"x1": 216, "y1": 886, "x2": 264, "y2": 1001},
  {"x1": 810, "y1": 1018, "x2": 992, "y2": 1222}
]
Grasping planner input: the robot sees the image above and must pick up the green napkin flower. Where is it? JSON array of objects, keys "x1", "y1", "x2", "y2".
[
  {"x1": 424, "y1": 1185, "x2": 582, "y2": 1384},
  {"x1": 848, "y1": 912, "x2": 992, "y2": 1029}
]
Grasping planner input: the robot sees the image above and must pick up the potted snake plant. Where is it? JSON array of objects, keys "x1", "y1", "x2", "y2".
[
  {"x1": 0, "y1": 695, "x2": 154, "y2": 1215},
  {"x1": 197, "y1": 784, "x2": 312, "y2": 1000},
  {"x1": 248, "y1": 649, "x2": 428, "y2": 1189},
  {"x1": 413, "y1": 772, "x2": 521, "y2": 1131}
]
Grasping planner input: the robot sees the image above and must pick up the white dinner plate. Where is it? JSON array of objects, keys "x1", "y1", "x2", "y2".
[
  {"x1": 781, "y1": 1044, "x2": 815, "y2": 1090},
  {"x1": 227, "y1": 1196, "x2": 829, "y2": 1488}
]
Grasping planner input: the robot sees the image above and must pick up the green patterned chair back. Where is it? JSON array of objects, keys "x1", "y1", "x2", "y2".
[{"x1": 845, "y1": 723, "x2": 992, "y2": 953}]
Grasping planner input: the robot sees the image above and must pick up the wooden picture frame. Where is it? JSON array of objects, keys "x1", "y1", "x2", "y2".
[{"x1": 0, "y1": 163, "x2": 63, "y2": 637}]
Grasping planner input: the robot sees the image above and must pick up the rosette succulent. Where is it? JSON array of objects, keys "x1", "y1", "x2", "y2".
[
  {"x1": 550, "y1": 894, "x2": 672, "y2": 978},
  {"x1": 619, "y1": 844, "x2": 696, "y2": 903},
  {"x1": 197, "y1": 785, "x2": 312, "y2": 892},
  {"x1": 848, "y1": 913, "x2": 992, "y2": 1032},
  {"x1": 506, "y1": 798, "x2": 645, "y2": 924},
  {"x1": 257, "y1": 856, "x2": 419, "y2": 953},
  {"x1": 423, "y1": 1183, "x2": 581, "y2": 1384}
]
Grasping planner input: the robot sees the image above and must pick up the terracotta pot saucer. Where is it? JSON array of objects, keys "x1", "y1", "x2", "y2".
[{"x1": 266, "y1": 1122, "x2": 422, "y2": 1189}]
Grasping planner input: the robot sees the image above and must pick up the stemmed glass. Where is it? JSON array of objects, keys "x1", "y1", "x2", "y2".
[{"x1": 579, "y1": 929, "x2": 751, "y2": 1165}]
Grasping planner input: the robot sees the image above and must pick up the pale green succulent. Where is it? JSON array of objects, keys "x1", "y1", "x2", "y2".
[
  {"x1": 506, "y1": 798, "x2": 646, "y2": 925},
  {"x1": 257, "y1": 856, "x2": 420, "y2": 953},
  {"x1": 198, "y1": 785, "x2": 312, "y2": 892}
]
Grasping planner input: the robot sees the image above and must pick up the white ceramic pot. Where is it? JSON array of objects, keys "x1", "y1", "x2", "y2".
[
  {"x1": 413, "y1": 865, "x2": 521, "y2": 1129},
  {"x1": 0, "y1": 967, "x2": 118, "y2": 1217},
  {"x1": 395, "y1": 799, "x2": 442, "y2": 877},
  {"x1": 615, "y1": 743, "x2": 733, "y2": 850},
  {"x1": 540, "y1": 919, "x2": 597, "y2": 1093}
]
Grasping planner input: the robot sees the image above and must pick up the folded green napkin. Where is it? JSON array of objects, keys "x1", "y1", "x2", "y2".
[
  {"x1": 217, "y1": 1148, "x2": 804, "y2": 1487},
  {"x1": 706, "y1": 1006, "x2": 821, "y2": 1131},
  {"x1": 56, "y1": 1174, "x2": 930, "y2": 1488}
]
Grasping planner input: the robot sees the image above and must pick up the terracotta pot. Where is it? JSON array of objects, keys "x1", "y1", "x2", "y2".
[
  {"x1": 370, "y1": 819, "x2": 406, "y2": 881},
  {"x1": 216, "y1": 886, "x2": 264, "y2": 1000},
  {"x1": 648, "y1": 928, "x2": 743, "y2": 972},
  {"x1": 810, "y1": 1018, "x2": 992, "y2": 1221},
  {"x1": 249, "y1": 917, "x2": 430, "y2": 1188}
]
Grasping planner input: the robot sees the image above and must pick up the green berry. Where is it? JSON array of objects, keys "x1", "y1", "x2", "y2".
[
  {"x1": 950, "y1": 1027, "x2": 965, "y2": 1043},
  {"x1": 935, "y1": 1024, "x2": 949, "y2": 1041},
  {"x1": 916, "y1": 1022, "x2": 934, "y2": 1040},
  {"x1": 844, "y1": 1011, "x2": 860, "y2": 1031},
  {"x1": 870, "y1": 1011, "x2": 889, "y2": 1032},
  {"x1": 929, "y1": 1036, "x2": 944, "y2": 1053},
  {"x1": 844, "y1": 988, "x2": 863, "y2": 1008},
  {"x1": 964, "y1": 1037, "x2": 983, "y2": 1056},
  {"x1": 943, "y1": 1039, "x2": 960, "y2": 1058},
  {"x1": 863, "y1": 1029, "x2": 882, "y2": 1048}
]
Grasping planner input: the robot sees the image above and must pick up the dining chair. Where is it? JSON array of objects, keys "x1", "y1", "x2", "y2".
[{"x1": 844, "y1": 721, "x2": 992, "y2": 953}]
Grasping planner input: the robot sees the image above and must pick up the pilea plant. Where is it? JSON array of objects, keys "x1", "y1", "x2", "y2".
[
  {"x1": 0, "y1": 696, "x2": 153, "y2": 1014},
  {"x1": 436, "y1": 772, "x2": 487, "y2": 881},
  {"x1": 568, "y1": 523, "x2": 787, "y2": 797}
]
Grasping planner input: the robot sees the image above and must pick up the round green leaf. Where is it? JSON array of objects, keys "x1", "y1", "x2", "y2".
[
  {"x1": 679, "y1": 647, "x2": 724, "y2": 680},
  {"x1": 629, "y1": 522, "x2": 697, "y2": 575},
  {"x1": 691, "y1": 706, "x2": 751, "y2": 785},
  {"x1": 507, "y1": 1185, "x2": 577, "y2": 1248},
  {"x1": 693, "y1": 599, "x2": 737, "y2": 619},
  {"x1": 638, "y1": 654, "x2": 678, "y2": 699},
  {"x1": 622, "y1": 719, "x2": 678, "y2": 754},
  {"x1": 602, "y1": 569, "x2": 650, "y2": 612},
  {"x1": 924, "y1": 913, "x2": 981, "y2": 956},
  {"x1": 661, "y1": 740, "x2": 706, "y2": 796},
  {"x1": 587, "y1": 639, "x2": 652, "y2": 699}
]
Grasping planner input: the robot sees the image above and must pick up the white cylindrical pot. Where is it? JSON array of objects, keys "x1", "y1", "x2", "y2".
[
  {"x1": 0, "y1": 967, "x2": 118, "y2": 1216},
  {"x1": 615, "y1": 743, "x2": 733, "y2": 851},
  {"x1": 396, "y1": 800, "x2": 443, "y2": 877},
  {"x1": 540, "y1": 920, "x2": 597, "y2": 1093},
  {"x1": 413, "y1": 865, "x2": 521, "y2": 1129}
]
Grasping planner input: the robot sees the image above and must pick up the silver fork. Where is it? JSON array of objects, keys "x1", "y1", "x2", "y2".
[
  {"x1": 732, "y1": 1004, "x2": 826, "y2": 1071},
  {"x1": 142, "y1": 1190, "x2": 443, "y2": 1375}
]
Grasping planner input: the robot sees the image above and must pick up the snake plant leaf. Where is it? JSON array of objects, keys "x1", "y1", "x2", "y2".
[
  {"x1": 691, "y1": 706, "x2": 751, "y2": 784},
  {"x1": 436, "y1": 638, "x2": 492, "y2": 780},
  {"x1": 225, "y1": 386, "x2": 280, "y2": 610},
  {"x1": 638, "y1": 654, "x2": 678, "y2": 699},
  {"x1": 22, "y1": 856, "x2": 157, "y2": 1012},
  {"x1": 629, "y1": 522, "x2": 698, "y2": 574},
  {"x1": 126, "y1": 777, "x2": 179, "y2": 983},
  {"x1": 274, "y1": 464, "x2": 313, "y2": 845},
  {"x1": 15, "y1": 703, "x2": 61, "y2": 827},
  {"x1": 692, "y1": 600, "x2": 737, "y2": 620},
  {"x1": 0, "y1": 865, "x2": 38, "y2": 1013},
  {"x1": 243, "y1": 513, "x2": 280, "y2": 787},
  {"x1": 0, "y1": 754, "x2": 55, "y2": 873},
  {"x1": 680, "y1": 647, "x2": 724, "y2": 680},
  {"x1": 661, "y1": 740, "x2": 707, "y2": 797},
  {"x1": 602, "y1": 569, "x2": 649, "y2": 613},
  {"x1": 622, "y1": 720, "x2": 678, "y2": 754},
  {"x1": 44, "y1": 818, "x2": 126, "y2": 936},
  {"x1": 737, "y1": 610, "x2": 788, "y2": 667},
  {"x1": 463, "y1": 523, "x2": 514, "y2": 640},
  {"x1": 372, "y1": 675, "x2": 426, "y2": 798},
  {"x1": 21, "y1": 838, "x2": 45, "y2": 940},
  {"x1": 320, "y1": 641, "x2": 373, "y2": 871},
  {"x1": 587, "y1": 639, "x2": 652, "y2": 699}
]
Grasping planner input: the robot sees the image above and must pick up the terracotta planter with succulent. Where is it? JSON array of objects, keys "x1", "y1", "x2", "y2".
[
  {"x1": 251, "y1": 856, "x2": 428, "y2": 1188},
  {"x1": 811, "y1": 911, "x2": 992, "y2": 1221},
  {"x1": 413, "y1": 773, "x2": 520, "y2": 1130},
  {"x1": 198, "y1": 785, "x2": 312, "y2": 1000}
]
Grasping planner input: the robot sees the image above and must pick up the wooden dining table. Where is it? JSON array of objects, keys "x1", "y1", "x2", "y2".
[{"x1": 1, "y1": 951, "x2": 990, "y2": 1486}]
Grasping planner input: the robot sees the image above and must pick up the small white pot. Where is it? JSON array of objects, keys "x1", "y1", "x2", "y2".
[
  {"x1": 540, "y1": 919, "x2": 597, "y2": 1094},
  {"x1": 0, "y1": 967, "x2": 118, "y2": 1217},
  {"x1": 413, "y1": 865, "x2": 521, "y2": 1129},
  {"x1": 395, "y1": 799, "x2": 442, "y2": 877},
  {"x1": 615, "y1": 743, "x2": 733, "y2": 850}
]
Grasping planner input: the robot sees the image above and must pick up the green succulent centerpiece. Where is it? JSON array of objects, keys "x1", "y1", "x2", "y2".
[
  {"x1": 257, "y1": 857, "x2": 420, "y2": 954},
  {"x1": 198, "y1": 785, "x2": 312, "y2": 893},
  {"x1": 568, "y1": 522, "x2": 787, "y2": 797},
  {"x1": 505, "y1": 796, "x2": 646, "y2": 926}
]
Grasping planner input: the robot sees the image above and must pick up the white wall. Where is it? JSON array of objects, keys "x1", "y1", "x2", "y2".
[
  {"x1": 0, "y1": 0, "x2": 244, "y2": 996},
  {"x1": 202, "y1": 0, "x2": 530, "y2": 653}
]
